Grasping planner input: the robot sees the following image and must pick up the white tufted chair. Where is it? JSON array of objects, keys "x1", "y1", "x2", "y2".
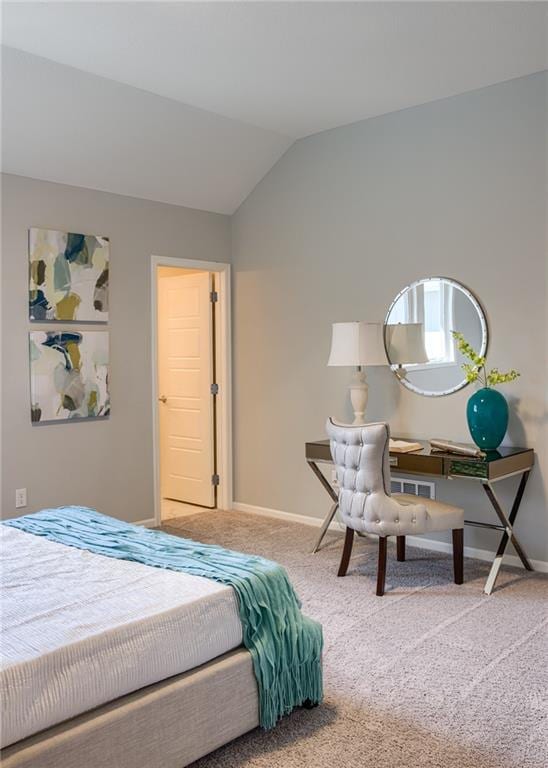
[{"x1": 326, "y1": 418, "x2": 464, "y2": 595}]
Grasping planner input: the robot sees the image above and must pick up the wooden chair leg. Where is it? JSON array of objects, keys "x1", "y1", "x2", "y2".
[
  {"x1": 396, "y1": 535, "x2": 405, "y2": 562},
  {"x1": 338, "y1": 527, "x2": 355, "y2": 577},
  {"x1": 452, "y1": 528, "x2": 464, "y2": 584},
  {"x1": 376, "y1": 537, "x2": 388, "y2": 596}
]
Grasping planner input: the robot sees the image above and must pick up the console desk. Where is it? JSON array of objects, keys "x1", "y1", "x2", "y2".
[{"x1": 305, "y1": 438, "x2": 534, "y2": 595}]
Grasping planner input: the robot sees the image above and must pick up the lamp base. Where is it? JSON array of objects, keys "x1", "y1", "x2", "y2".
[{"x1": 349, "y1": 369, "x2": 369, "y2": 425}]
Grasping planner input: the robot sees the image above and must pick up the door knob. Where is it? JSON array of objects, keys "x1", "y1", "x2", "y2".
[{"x1": 158, "y1": 395, "x2": 167, "y2": 403}]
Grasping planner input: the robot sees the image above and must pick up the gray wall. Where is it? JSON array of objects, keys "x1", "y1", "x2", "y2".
[
  {"x1": 1, "y1": 174, "x2": 230, "y2": 522},
  {"x1": 2, "y1": 74, "x2": 547, "y2": 564},
  {"x1": 231, "y1": 73, "x2": 548, "y2": 563}
]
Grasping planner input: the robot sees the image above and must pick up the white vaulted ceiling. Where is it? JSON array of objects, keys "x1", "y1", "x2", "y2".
[
  {"x1": 1, "y1": 46, "x2": 292, "y2": 215},
  {"x1": 2, "y1": 2, "x2": 547, "y2": 213}
]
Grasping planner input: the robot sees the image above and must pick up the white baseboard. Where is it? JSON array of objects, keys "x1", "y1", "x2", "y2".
[
  {"x1": 135, "y1": 517, "x2": 157, "y2": 528},
  {"x1": 233, "y1": 501, "x2": 343, "y2": 534},
  {"x1": 404, "y1": 534, "x2": 548, "y2": 573},
  {"x1": 233, "y1": 501, "x2": 548, "y2": 573}
]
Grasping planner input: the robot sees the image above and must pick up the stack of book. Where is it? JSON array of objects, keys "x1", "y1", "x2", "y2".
[{"x1": 429, "y1": 439, "x2": 485, "y2": 458}]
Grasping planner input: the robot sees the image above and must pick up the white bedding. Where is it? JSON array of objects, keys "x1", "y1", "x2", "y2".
[{"x1": 0, "y1": 525, "x2": 243, "y2": 748}]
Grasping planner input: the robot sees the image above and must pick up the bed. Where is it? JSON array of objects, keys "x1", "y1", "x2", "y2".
[{"x1": 1, "y1": 509, "x2": 322, "y2": 768}]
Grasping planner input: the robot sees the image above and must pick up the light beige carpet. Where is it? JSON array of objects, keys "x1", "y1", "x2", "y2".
[{"x1": 163, "y1": 511, "x2": 548, "y2": 768}]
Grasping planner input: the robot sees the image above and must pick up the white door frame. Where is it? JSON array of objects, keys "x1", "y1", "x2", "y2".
[{"x1": 151, "y1": 255, "x2": 232, "y2": 525}]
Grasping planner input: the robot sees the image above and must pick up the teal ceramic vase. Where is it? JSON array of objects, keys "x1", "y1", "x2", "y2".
[{"x1": 466, "y1": 387, "x2": 508, "y2": 450}]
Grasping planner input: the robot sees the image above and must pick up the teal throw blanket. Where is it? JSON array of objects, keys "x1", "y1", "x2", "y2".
[{"x1": 3, "y1": 507, "x2": 323, "y2": 729}]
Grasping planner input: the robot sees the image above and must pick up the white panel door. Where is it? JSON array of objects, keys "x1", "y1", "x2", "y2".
[{"x1": 158, "y1": 271, "x2": 215, "y2": 507}]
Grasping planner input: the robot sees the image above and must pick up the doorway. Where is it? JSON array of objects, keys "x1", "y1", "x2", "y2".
[{"x1": 151, "y1": 257, "x2": 232, "y2": 525}]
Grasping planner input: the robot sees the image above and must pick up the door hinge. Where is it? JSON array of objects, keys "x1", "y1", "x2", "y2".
[
  {"x1": 212, "y1": 474, "x2": 220, "y2": 486},
  {"x1": 210, "y1": 290, "x2": 218, "y2": 303},
  {"x1": 210, "y1": 383, "x2": 219, "y2": 395}
]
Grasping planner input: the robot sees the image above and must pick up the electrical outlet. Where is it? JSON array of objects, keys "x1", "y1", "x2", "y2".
[{"x1": 15, "y1": 488, "x2": 27, "y2": 509}]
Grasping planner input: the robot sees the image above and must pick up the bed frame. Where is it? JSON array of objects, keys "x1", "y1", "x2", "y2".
[{"x1": 1, "y1": 648, "x2": 259, "y2": 768}]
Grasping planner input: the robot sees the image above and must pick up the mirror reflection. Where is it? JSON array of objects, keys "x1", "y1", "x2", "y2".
[{"x1": 384, "y1": 277, "x2": 488, "y2": 397}]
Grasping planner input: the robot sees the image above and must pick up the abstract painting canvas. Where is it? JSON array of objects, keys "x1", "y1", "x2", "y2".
[
  {"x1": 29, "y1": 228, "x2": 109, "y2": 321},
  {"x1": 30, "y1": 331, "x2": 110, "y2": 423}
]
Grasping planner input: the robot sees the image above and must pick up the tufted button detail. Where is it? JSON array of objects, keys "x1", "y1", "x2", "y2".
[{"x1": 326, "y1": 419, "x2": 464, "y2": 542}]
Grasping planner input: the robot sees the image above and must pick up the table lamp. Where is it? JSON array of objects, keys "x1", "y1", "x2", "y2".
[
  {"x1": 327, "y1": 322, "x2": 386, "y2": 424},
  {"x1": 385, "y1": 323, "x2": 428, "y2": 377}
]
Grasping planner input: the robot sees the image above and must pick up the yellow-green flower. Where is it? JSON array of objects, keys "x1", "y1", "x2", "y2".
[{"x1": 451, "y1": 331, "x2": 519, "y2": 389}]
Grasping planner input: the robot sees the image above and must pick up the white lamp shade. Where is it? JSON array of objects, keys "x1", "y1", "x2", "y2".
[
  {"x1": 327, "y1": 322, "x2": 386, "y2": 367},
  {"x1": 385, "y1": 323, "x2": 429, "y2": 365}
]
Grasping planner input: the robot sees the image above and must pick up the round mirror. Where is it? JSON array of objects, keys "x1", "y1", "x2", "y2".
[{"x1": 384, "y1": 277, "x2": 488, "y2": 397}]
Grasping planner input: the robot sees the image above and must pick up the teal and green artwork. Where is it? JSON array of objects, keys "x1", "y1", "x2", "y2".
[
  {"x1": 29, "y1": 228, "x2": 109, "y2": 321},
  {"x1": 29, "y1": 331, "x2": 110, "y2": 423}
]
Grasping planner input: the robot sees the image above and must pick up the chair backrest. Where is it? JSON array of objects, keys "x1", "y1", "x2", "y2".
[{"x1": 326, "y1": 418, "x2": 427, "y2": 535}]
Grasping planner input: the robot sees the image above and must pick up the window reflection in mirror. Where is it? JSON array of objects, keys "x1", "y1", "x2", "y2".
[{"x1": 384, "y1": 278, "x2": 488, "y2": 397}]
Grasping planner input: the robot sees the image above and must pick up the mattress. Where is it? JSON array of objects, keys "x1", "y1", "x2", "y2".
[{"x1": 0, "y1": 525, "x2": 243, "y2": 748}]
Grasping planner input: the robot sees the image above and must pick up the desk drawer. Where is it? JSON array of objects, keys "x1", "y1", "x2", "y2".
[
  {"x1": 389, "y1": 454, "x2": 444, "y2": 476},
  {"x1": 446, "y1": 459, "x2": 488, "y2": 479}
]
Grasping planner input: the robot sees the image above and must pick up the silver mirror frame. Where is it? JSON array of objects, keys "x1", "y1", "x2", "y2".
[{"x1": 384, "y1": 276, "x2": 489, "y2": 397}]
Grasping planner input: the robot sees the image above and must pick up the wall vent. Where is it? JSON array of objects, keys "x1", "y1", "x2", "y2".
[{"x1": 390, "y1": 476, "x2": 435, "y2": 500}]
